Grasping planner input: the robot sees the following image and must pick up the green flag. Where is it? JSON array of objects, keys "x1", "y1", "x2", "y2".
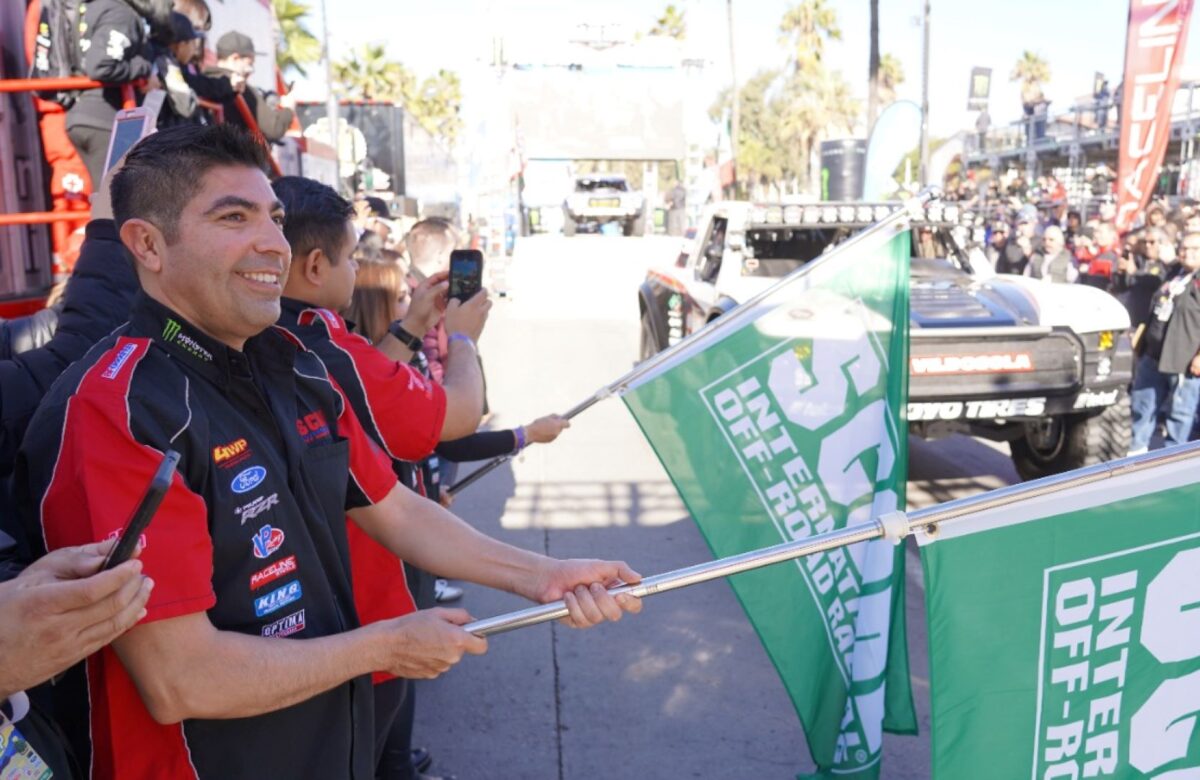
[
  {"x1": 622, "y1": 227, "x2": 917, "y2": 776},
  {"x1": 919, "y1": 451, "x2": 1200, "y2": 777}
]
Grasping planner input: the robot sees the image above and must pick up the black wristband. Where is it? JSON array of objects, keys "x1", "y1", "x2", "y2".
[{"x1": 388, "y1": 321, "x2": 423, "y2": 352}]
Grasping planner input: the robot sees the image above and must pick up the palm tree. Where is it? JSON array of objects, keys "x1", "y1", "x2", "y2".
[
  {"x1": 649, "y1": 4, "x2": 687, "y2": 40},
  {"x1": 779, "y1": 0, "x2": 842, "y2": 75},
  {"x1": 411, "y1": 69, "x2": 463, "y2": 146},
  {"x1": 879, "y1": 53, "x2": 904, "y2": 104},
  {"x1": 333, "y1": 44, "x2": 404, "y2": 101},
  {"x1": 1011, "y1": 50, "x2": 1050, "y2": 114},
  {"x1": 778, "y1": 69, "x2": 860, "y2": 191},
  {"x1": 271, "y1": 0, "x2": 321, "y2": 78}
]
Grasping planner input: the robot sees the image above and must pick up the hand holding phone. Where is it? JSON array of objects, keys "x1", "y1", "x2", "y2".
[
  {"x1": 443, "y1": 285, "x2": 491, "y2": 343},
  {"x1": 448, "y1": 249, "x2": 484, "y2": 303},
  {"x1": 101, "y1": 450, "x2": 180, "y2": 571}
]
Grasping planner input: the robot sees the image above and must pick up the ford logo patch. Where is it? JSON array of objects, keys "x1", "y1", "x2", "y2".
[{"x1": 232, "y1": 465, "x2": 267, "y2": 494}]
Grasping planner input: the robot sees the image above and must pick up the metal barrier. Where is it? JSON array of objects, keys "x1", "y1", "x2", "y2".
[
  {"x1": 1, "y1": 77, "x2": 134, "y2": 227},
  {"x1": 965, "y1": 80, "x2": 1200, "y2": 162}
]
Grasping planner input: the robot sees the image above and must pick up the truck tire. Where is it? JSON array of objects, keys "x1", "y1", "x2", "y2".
[
  {"x1": 1009, "y1": 394, "x2": 1131, "y2": 481},
  {"x1": 625, "y1": 211, "x2": 646, "y2": 237},
  {"x1": 639, "y1": 310, "x2": 660, "y2": 362},
  {"x1": 563, "y1": 212, "x2": 577, "y2": 237}
]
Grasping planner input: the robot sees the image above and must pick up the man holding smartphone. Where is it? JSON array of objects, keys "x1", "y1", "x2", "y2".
[
  {"x1": 272, "y1": 175, "x2": 492, "y2": 780},
  {"x1": 0, "y1": 535, "x2": 152, "y2": 778},
  {"x1": 18, "y1": 125, "x2": 640, "y2": 780}
]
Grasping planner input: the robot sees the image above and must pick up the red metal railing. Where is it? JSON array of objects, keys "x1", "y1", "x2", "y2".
[
  {"x1": 1, "y1": 76, "x2": 284, "y2": 226},
  {"x1": 0, "y1": 76, "x2": 135, "y2": 107},
  {"x1": 233, "y1": 93, "x2": 283, "y2": 177}
]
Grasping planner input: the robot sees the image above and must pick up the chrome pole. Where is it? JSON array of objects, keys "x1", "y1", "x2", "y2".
[
  {"x1": 463, "y1": 442, "x2": 1200, "y2": 637},
  {"x1": 465, "y1": 521, "x2": 885, "y2": 637}
]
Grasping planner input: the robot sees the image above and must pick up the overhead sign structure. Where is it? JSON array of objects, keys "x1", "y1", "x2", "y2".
[
  {"x1": 967, "y1": 67, "x2": 992, "y2": 112},
  {"x1": 506, "y1": 65, "x2": 686, "y2": 161}
]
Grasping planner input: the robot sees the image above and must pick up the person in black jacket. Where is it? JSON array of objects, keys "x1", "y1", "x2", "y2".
[
  {"x1": 0, "y1": 161, "x2": 143, "y2": 780},
  {"x1": 0, "y1": 221, "x2": 139, "y2": 490},
  {"x1": 66, "y1": 0, "x2": 173, "y2": 187},
  {"x1": 203, "y1": 31, "x2": 294, "y2": 141},
  {"x1": 151, "y1": 13, "x2": 203, "y2": 127},
  {"x1": 1129, "y1": 232, "x2": 1200, "y2": 453}
]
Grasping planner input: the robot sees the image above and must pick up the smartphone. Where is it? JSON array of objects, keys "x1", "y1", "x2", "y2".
[
  {"x1": 448, "y1": 249, "x2": 484, "y2": 302},
  {"x1": 103, "y1": 107, "x2": 156, "y2": 175},
  {"x1": 101, "y1": 450, "x2": 181, "y2": 571}
]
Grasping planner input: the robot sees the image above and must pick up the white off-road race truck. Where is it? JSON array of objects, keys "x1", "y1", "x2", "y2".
[
  {"x1": 636, "y1": 201, "x2": 1135, "y2": 480},
  {"x1": 563, "y1": 174, "x2": 646, "y2": 236}
]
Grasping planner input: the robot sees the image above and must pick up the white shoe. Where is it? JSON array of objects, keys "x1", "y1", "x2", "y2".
[{"x1": 434, "y1": 578, "x2": 463, "y2": 603}]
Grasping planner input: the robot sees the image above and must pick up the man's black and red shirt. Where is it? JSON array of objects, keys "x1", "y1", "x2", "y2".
[
  {"x1": 277, "y1": 298, "x2": 446, "y2": 683},
  {"x1": 17, "y1": 292, "x2": 399, "y2": 780}
]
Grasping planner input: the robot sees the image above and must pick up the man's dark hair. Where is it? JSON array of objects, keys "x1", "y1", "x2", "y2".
[
  {"x1": 364, "y1": 196, "x2": 390, "y2": 219},
  {"x1": 111, "y1": 124, "x2": 271, "y2": 242},
  {"x1": 272, "y1": 176, "x2": 356, "y2": 264}
]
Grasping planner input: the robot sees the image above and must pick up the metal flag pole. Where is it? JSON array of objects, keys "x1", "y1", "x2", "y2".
[
  {"x1": 462, "y1": 441, "x2": 1200, "y2": 636},
  {"x1": 446, "y1": 189, "x2": 937, "y2": 496}
]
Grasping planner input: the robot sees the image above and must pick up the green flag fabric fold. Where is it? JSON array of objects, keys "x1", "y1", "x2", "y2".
[
  {"x1": 919, "y1": 450, "x2": 1200, "y2": 778},
  {"x1": 623, "y1": 228, "x2": 916, "y2": 777}
]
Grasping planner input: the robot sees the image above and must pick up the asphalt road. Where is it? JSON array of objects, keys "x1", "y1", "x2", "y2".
[{"x1": 414, "y1": 235, "x2": 1020, "y2": 780}]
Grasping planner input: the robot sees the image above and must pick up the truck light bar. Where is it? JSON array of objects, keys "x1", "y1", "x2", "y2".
[{"x1": 749, "y1": 201, "x2": 972, "y2": 228}]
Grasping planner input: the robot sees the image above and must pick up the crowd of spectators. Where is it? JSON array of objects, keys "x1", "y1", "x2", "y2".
[{"x1": 963, "y1": 173, "x2": 1200, "y2": 454}]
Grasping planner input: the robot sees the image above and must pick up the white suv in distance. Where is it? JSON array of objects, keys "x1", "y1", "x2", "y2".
[{"x1": 563, "y1": 175, "x2": 645, "y2": 236}]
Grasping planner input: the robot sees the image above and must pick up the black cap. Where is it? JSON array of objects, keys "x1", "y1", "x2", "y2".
[
  {"x1": 216, "y1": 31, "x2": 255, "y2": 59},
  {"x1": 365, "y1": 196, "x2": 390, "y2": 219},
  {"x1": 169, "y1": 12, "x2": 200, "y2": 42}
]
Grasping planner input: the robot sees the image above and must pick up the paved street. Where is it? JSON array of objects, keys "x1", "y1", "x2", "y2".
[{"x1": 415, "y1": 235, "x2": 1020, "y2": 779}]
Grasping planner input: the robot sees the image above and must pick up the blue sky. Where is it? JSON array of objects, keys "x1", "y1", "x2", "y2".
[{"x1": 294, "y1": 0, "x2": 1200, "y2": 137}]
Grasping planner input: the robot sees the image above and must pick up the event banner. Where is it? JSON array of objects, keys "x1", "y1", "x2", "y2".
[
  {"x1": 623, "y1": 228, "x2": 916, "y2": 777},
  {"x1": 919, "y1": 453, "x2": 1200, "y2": 778},
  {"x1": 1116, "y1": 0, "x2": 1194, "y2": 232}
]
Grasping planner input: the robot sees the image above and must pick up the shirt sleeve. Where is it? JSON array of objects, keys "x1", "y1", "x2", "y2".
[
  {"x1": 436, "y1": 429, "x2": 516, "y2": 462},
  {"x1": 328, "y1": 376, "x2": 399, "y2": 510},
  {"x1": 39, "y1": 380, "x2": 214, "y2": 625},
  {"x1": 82, "y1": 4, "x2": 152, "y2": 84},
  {"x1": 333, "y1": 330, "x2": 447, "y2": 462}
]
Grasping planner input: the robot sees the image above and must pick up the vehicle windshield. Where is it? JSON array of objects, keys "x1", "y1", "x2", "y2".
[
  {"x1": 575, "y1": 178, "x2": 628, "y2": 192},
  {"x1": 743, "y1": 227, "x2": 844, "y2": 277},
  {"x1": 744, "y1": 224, "x2": 975, "y2": 278}
]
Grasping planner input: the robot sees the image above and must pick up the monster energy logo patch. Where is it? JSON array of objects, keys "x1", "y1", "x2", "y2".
[{"x1": 162, "y1": 318, "x2": 213, "y2": 362}]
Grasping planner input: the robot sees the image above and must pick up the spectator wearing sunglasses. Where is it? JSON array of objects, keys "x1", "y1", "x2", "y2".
[{"x1": 1114, "y1": 227, "x2": 1181, "y2": 335}]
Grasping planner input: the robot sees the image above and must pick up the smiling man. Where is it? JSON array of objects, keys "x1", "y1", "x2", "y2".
[{"x1": 17, "y1": 125, "x2": 641, "y2": 780}]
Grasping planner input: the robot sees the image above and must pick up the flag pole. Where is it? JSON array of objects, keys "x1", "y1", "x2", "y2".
[
  {"x1": 443, "y1": 390, "x2": 606, "y2": 495},
  {"x1": 463, "y1": 441, "x2": 1200, "y2": 636},
  {"x1": 447, "y1": 189, "x2": 938, "y2": 496}
]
